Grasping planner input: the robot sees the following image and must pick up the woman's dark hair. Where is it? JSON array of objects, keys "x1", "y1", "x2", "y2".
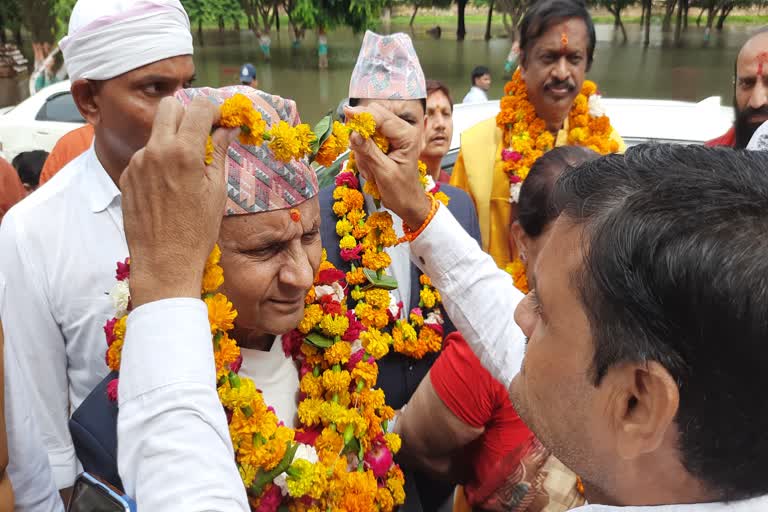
[
  {"x1": 517, "y1": 145, "x2": 599, "y2": 237},
  {"x1": 519, "y1": 0, "x2": 596, "y2": 71},
  {"x1": 426, "y1": 79, "x2": 454, "y2": 112}
]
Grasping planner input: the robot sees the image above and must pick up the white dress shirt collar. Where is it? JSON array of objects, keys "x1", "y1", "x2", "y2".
[{"x1": 81, "y1": 143, "x2": 121, "y2": 214}]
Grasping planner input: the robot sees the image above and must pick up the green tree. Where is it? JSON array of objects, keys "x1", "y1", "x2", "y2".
[
  {"x1": 288, "y1": 0, "x2": 386, "y2": 33},
  {"x1": 181, "y1": 0, "x2": 212, "y2": 45},
  {"x1": 0, "y1": 0, "x2": 22, "y2": 45},
  {"x1": 591, "y1": 0, "x2": 636, "y2": 42}
]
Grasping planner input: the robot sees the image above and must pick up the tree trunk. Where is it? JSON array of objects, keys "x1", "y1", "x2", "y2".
[
  {"x1": 615, "y1": 10, "x2": 627, "y2": 42},
  {"x1": 675, "y1": 0, "x2": 684, "y2": 42},
  {"x1": 457, "y1": 0, "x2": 468, "y2": 41},
  {"x1": 662, "y1": 0, "x2": 677, "y2": 31},
  {"x1": 683, "y1": 0, "x2": 689, "y2": 29},
  {"x1": 234, "y1": 17, "x2": 240, "y2": 31},
  {"x1": 197, "y1": 18, "x2": 204, "y2": 46},
  {"x1": 410, "y1": 5, "x2": 419, "y2": 27},
  {"x1": 716, "y1": 4, "x2": 733, "y2": 30},
  {"x1": 643, "y1": 0, "x2": 652, "y2": 46},
  {"x1": 218, "y1": 15, "x2": 225, "y2": 33},
  {"x1": 0, "y1": 14, "x2": 5, "y2": 45},
  {"x1": 273, "y1": 3, "x2": 280, "y2": 32},
  {"x1": 485, "y1": 0, "x2": 495, "y2": 41}
]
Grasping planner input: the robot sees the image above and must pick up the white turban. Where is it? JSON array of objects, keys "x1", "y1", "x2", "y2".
[{"x1": 60, "y1": 0, "x2": 193, "y2": 82}]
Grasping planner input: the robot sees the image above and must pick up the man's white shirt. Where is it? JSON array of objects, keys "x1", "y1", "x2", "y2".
[
  {"x1": 462, "y1": 86, "x2": 489, "y2": 104},
  {"x1": 0, "y1": 144, "x2": 128, "y2": 488}
]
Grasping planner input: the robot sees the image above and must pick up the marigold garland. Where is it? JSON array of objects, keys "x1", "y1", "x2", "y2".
[
  {"x1": 496, "y1": 69, "x2": 619, "y2": 204},
  {"x1": 104, "y1": 101, "x2": 408, "y2": 510}
]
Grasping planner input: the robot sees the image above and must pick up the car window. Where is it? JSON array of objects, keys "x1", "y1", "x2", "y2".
[{"x1": 35, "y1": 92, "x2": 84, "y2": 123}]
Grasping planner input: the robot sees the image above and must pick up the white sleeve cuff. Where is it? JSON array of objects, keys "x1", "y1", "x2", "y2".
[{"x1": 119, "y1": 298, "x2": 214, "y2": 405}]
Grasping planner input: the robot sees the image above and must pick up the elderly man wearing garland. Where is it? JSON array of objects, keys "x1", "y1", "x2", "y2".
[
  {"x1": 0, "y1": 0, "x2": 196, "y2": 503},
  {"x1": 449, "y1": 0, "x2": 624, "y2": 268},
  {"x1": 317, "y1": 30, "x2": 482, "y2": 511}
]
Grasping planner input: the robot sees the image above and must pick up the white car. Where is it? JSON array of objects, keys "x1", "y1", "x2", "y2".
[{"x1": 0, "y1": 80, "x2": 84, "y2": 162}]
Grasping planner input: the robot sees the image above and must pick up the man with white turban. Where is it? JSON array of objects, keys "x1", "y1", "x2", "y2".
[{"x1": 0, "y1": 0, "x2": 194, "y2": 504}]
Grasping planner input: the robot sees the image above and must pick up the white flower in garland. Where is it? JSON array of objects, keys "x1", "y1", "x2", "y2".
[
  {"x1": 314, "y1": 282, "x2": 345, "y2": 303},
  {"x1": 509, "y1": 182, "x2": 523, "y2": 204},
  {"x1": 109, "y1": 280, "x2": 130, "y2": 318},
  {"x1": 588, "y1": 93, "x2": 606, "y2": 118}
]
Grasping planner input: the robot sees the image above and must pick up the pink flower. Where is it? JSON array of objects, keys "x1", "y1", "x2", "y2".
[
  {"x1": 335, "y1": 171, "x2": 359, "y2": 189},
  {"x1": 342, "y1": 310, "x2": 365, "y2": 342},
  {"x1": 424, "y1": 323, "x2": 444, "y2": 336},
  {"x1": 502, "y1": 149, "x2": 522, "y2": 162},
  {"x1": 115, "y1": 258, "x2": 130, "y2": 281},
  {"x1": 364, "y1": 436, "x2": 394, "y2": 479},
  {"x1": 299, "y1": 362, "x2": 313, "y2": 379},
  {"x1": 347, "y1": 348, "x2": 364, "y2": 370},
  {"x1": 318, "y1": 268, "x2": 346, "y2": 285},
  {"x1": 282, "y1": 329, "x2": 304, "y2": 358},
  {"x1": 340, "y1": 244, "x2": 363, "y2": 262},
  {"x1": 228, "y1": 354, "x2": 243, "y2": 374},
  {"x1": 104, "y1": 318, "x2": 117, "y2": 346},
  {"x1": 429, "y1": 183, "x2": 441, "y2": 194},
  {"x1": 254, "y1": 484, "x2": 282, "y2": 512},
  {"x1": 106, "y1": 378, "x2": 119, "y2": 402},
  {"x1": 509, "y1": 174, "x2": 522, "y2": 184},
  {"x1": 294, "y1": 429, "x2": 321, "y2": 446}
]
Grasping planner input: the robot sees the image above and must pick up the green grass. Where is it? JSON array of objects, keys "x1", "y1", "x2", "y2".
[{"x1": 591, "y1": 13, "x2": 768, "y2": 25}]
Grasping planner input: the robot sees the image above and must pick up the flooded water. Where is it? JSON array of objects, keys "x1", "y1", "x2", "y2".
[{"x1": 5, "y1": 21, "x2": 758, "y2": 122}]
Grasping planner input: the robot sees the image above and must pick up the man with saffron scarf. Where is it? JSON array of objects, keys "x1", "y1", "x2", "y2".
[
  {"x1": 318, "y1": 30, "x2": 481, "y2": 510},
  {"x1": 0, "y1": 0, "x2": 195, "y2": 500},
  {"x1": 449, "y1": 0, "x2": 624, "y2": 268}
]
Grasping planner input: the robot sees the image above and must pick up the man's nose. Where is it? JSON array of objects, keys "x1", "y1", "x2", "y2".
[
  {"x1": 552, "y1": 58, "x2": 569, "y2": 81},
  {"x1": 749, "y1": 81, "x2": 768, "y2": 110}
]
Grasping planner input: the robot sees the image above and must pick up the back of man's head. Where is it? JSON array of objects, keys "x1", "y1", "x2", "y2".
[{"x1": 555, "y1": 144, "x2": 768, "y2": 500}]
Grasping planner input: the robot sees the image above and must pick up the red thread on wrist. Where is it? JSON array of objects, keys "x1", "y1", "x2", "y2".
[{"x1": 398, "y1": 194, "x2": 439, "y2": 244}]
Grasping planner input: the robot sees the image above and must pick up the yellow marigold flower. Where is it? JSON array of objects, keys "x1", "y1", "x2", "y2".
[
  {"x1": 387, "y1": 470, "x2": 406, "y2": 505},
  {"x1": 319, "y1": 313, "x2": 349, "y2": 338},
  {"x1": 364, "y1": 288, "x2": 391, "y2": 309},
  {"x1": 219, "y1": 93, "x2": 253, "y2": 128},
  {"x1": 268, "y1": 120, "x2": 301, "y2": 163},
  {"x1": 238, "y1": 111, "x2": 267, "y2": 146},
  {"x1": 339, "y1": 234, "x2": 357, "y2": 250},
  {"x1": 384, "y1": 432, "x2": 402, "y2": 454},
  {"x1": 300, "y1": 343, "x2": 324, "y2": 365},
  {"x1": 372, "y1": 131, "x2": 389, "y2": 153},
  {"x1": 286, "y1": 458, "x2": 316, "y2": 497},
  {"x1": 206, "y1": 244, "x2": 222, "y2": 267},
  {"x1": 201, "y1": 263, "x2": 224, "y2": 294},
  {"x1": 297, "y1": 398, "x2": 324, "y2": 426},
  {"x1": 347, "y1": 267, "x2": 367, "y2": 286},
  {"x1": 346, "y1": 111, "x2": 376, "y2": 139},
  {"x1": 377, "y1": 487, "x2": 396, "y2": 512},
  {"x1": 204, "y1": 135, "x2": 214, "y2": 165},
  {"x1": 332, "y1": 200, "x2": 348, "y2": 217},
  {"x1": 362, "y1": 249, "x2": 391, "y2": 272},
  {"x1": 420, "y1": 287, "x2": 436, "y2": 309},
  {"x1": 316, "y1": 428, "x2": 344, "y2": 455},
  {"x1": 113, "y1": 315, "x2": 127, "y2": 339},
  {"x1": 322, "y1": 368, "x2": 351, "y2": 394},
  {"x1": 317, "y1": 252, "x2": 334, "y2": 272},
  {"x1": 300, "y1": 372, "x2": 324, "y2": 398},
  {"x1": 363, "y1": 179, "x2": 380, "y2": 200},
  {"x1": 361, "y1": 328, "x2": 391, "y2": 360},
  {"x1": 298, "y1": 303, "x2": 323, "y2": 334},
  {"x1": 218, "y1": 377, "x2": 258, "y2": 409},
  {"x1": 505, "y1": 257, "x2": 529, "y2": 294},
  {"x1": 336, "y1": 218, "x2": 353, "y2": 236},
  {"x1": 238, "y1": 463, "x2": 257, "y2": 487},
  {"x1": 393, "y1": 322, "x2": 422, "y2": 359},
  {"x1": 205, "y1": 293, "x2": 237, "y2": 333},
  {"x1": 434, "y1": 191, "x2": 450, "y2": 206},
  {"x1": 294, "y1": 123, "x2": 317, "y2": 159},
  {"x1": 332, "y1": 120, "x2": 350, "y2": 146},
  {"x1": 351, "y1": 287, "x2": 365, "y2": 301},
  {"x1": 324, "y1": 341, "x2": 352, "y2": 365},
  {"x1": 351, "y1": 361, "x2": 378, "y2": 387},
  {"x1": 367, "y1": 211, "x2": 392, "y2": 230},
  {"x1": 409, "y1": 310, "x2": 424, "y2": 326}
]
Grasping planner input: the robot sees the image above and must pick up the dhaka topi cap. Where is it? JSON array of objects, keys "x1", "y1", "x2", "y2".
[
  {"x1": 348, "y1": 30, "x2": 427, "y2": 101},
  {"x1": 174, "y1": 86, "x2": 319, "y2": 216}
]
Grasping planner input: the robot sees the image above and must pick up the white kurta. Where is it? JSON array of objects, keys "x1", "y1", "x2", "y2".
[
  {"x1": 115, "y1": 206, "x2": 768, "y2": 511},
  {"x1": 1, "y1": 273, "x2": 64, "y2": 511},
  {"x1": 239, "y1": 337, "x2": 299, "y2": 427},
  {"x1": 0, "y1": 144, "x2": 128, "y2": 488},
  {"x1": 462, "y1": 86, "x2": 489, "y2": 104}
]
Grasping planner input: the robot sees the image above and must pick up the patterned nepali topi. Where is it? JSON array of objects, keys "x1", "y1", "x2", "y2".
[
  {"x1": 348, "y1": 30, "x2": 427, "y2": 100},
  {"x1": 174, "y1": 86, "x2": 319, "y2": 216}
]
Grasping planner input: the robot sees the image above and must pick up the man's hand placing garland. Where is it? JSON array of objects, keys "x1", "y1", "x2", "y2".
[
  {"x1": 120, "y1": 96, "x2": 237, "y2": 308},
  {"x1": 345, "y1": 104, "x2": 432, "y2": 232}
]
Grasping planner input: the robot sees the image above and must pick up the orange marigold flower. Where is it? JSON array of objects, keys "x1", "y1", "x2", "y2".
[
  {"x1": 205, "y1": 293, "x2": 237, "y2": 333},
  {"x1": 351, "y1": 361, "x2": 378, "y2": 387},
  {"x1": 219, "y1": 93, "x2": 254, "y2": 128},
  {"x1": 346, "y1": 267, "x2": 367, "y2": 286},
  {"x1": 364, "y1": 288, "x2": 391, "y2": 309},
  {"x1": 324, "y1": 341, "x2": 352, "y2": 365},
  {"x1": 202, "y1": 263, "x2": 224, "y2": 294},
  {"x1": 362, "y1": 249, "x2": 391, "y2": 272},
  {"x1": 581, "y1": 80, "x2": 598, "y2": 97},
  {"x1": 363, "y1": 179, "x2": 380, "y2": 200}
]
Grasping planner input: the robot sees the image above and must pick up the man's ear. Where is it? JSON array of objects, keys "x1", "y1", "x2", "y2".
[
  {"x1": 71, "y1": 79, "x2": 101, "y2": 126},
  {"x1": 519, "y1": 51, "x2": 528, "y2": 79},
  {"x1": 510, "y1": 220, "x2": 528, "y2": 261},
  {"x1": 607, "y1": 362, "x2": 680, "y2": 461}
]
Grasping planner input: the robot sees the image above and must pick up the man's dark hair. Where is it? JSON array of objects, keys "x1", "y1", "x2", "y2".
[
  {"x1": 426, "y1": 79, "x2": 454, "y2": 112},
  {"x1": 554, "y1": 144, "x2": 768, "y2": 500},
  {"x1": 517, "y1": 145, "x2": 599, "y2": 237},
  {"x1": 12, "y1": 150, "x2": 48, "y2": 188},
  {"x1": 348, "y1": 97, "x2": 427, "y2": 116},
  {"x1": 470, "y1": 66, "x2": 490, "y2": 86},
  {"x1": 519, "y1": 0, "x2": 596, "y2": 71}
]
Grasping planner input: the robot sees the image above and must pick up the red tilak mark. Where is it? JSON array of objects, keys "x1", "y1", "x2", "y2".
[
  {"x1": 560, "y1": 31, "x2": 568, "y2": 54},
  {"x1": 289, "y1": 208, "x2": 301, "y2": 222},
  {"x1": 756, "y1": 52, "x2": 768, "y2": 76}
]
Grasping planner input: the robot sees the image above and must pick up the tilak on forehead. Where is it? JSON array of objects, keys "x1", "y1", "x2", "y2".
[
  {"x1": 561, "y1": 31, "x2": 569, "y2": 54},
  {"x1": 174, "y1": 87, "x2": 319, "y2": 217},
  {"x1": 757, "y1": 51, "x2": 768, "y2": 77}
]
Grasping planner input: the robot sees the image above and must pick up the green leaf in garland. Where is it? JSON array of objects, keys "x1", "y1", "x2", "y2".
[
  {"x1": 363, "y1": 268, "x2": 398, "y2": 290},
  {"x1": 306, "y1": 332, "x2": 335, "y2": 348},
  {"x1": 309, "y1": 113, "x2": 334, "y2": 156}
]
